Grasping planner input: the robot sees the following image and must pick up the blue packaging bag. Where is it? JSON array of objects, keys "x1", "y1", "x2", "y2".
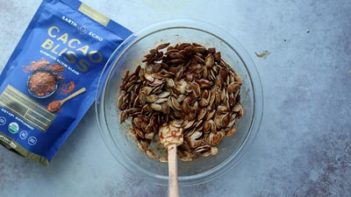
[{"x1": 0, "y1": 0, "x2": 132, "y2": 164}]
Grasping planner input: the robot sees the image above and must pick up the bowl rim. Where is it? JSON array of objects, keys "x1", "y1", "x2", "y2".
[{"x1": 95, "y1": 19, "x2": 263, "y2": 186}]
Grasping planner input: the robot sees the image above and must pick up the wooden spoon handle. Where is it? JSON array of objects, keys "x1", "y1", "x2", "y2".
[
  {"x1": 168, "y1": 144, "x2": 179, "y2": 197},
  {"x1": 61, "y1": 87, "x2": 86, "y2": 104}
]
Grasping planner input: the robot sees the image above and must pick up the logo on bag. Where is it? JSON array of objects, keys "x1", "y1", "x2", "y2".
[
  {"x1": 8, "y1": 122, "x2": 19, "y2": 134},
  {"x1": 28, "y1": 136, "x2": 37, "y2": 146},
  {"x1": 41, "y1": 25, "x2": 104, "y2": 73},
  {"x1": 77, "y1": 24, "x2": 89, "y2": 35},
  {"x1": 19, "y1": 130, "x2": 29, "y2": 140},
  {"x1": 0, "y1": 116, "x2": 6, "y2": 125}
]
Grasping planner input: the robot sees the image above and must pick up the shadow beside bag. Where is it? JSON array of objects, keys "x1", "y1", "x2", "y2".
[{"x1": 0, "y1": 0, "x2": 131, "y2": 164}]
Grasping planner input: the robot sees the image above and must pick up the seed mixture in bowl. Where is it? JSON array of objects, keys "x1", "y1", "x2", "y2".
[{"x1": 118, "y1": 42, "x2": 244, "y2": 162}]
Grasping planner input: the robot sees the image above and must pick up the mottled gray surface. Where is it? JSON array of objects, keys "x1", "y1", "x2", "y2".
[{"x1": 0, "y1": 0, "x2": 350, "y2": 196}]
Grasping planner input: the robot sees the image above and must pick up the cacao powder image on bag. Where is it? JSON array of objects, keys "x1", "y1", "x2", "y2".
[{"x1": 0, "y1": 0, "x2": 131, "y2": 164}]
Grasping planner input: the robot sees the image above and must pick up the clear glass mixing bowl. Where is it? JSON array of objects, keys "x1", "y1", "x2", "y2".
[{"x1": 96, "y1": 20, "x2": 263, "y2": 186}]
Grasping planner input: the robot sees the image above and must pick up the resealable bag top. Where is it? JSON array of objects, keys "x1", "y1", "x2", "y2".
[{"x1": 0, "y1": 0, "x2": 132, "y2": 164}]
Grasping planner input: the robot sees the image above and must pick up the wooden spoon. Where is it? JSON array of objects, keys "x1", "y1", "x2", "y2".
[
  {"x1": 47, "y1": 87, "x2": 86, "y2": 113},
  {"x1": 159, "y1": 120, "x2": 184, "y2": 197},
  {"x1": 167, "y1": 143, "x2": 180, "y2": 197}
]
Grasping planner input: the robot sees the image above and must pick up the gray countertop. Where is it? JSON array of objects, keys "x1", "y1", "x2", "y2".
[{"x1": 0, "y1": 0, "x2": 350, "y2": 196}]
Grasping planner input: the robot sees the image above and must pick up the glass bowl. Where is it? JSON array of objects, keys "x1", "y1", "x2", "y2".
[{"x1": 96, "y1": 20, "x2": 263, "y2": 186}]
